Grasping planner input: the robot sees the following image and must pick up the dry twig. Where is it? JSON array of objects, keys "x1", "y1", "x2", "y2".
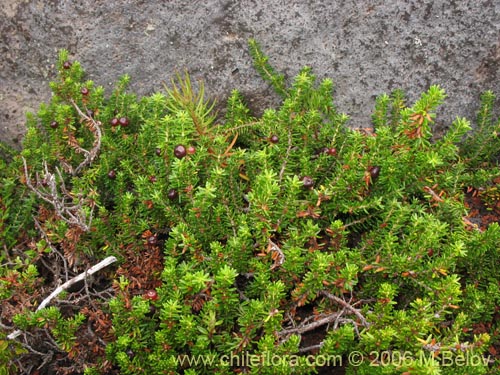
[
  {"x1": 277, "y1": 291, "x2": 370, "y2": 344},
  {"x1": 68, "y1": 99, "x2": 102, "y2": 175},
  {"x1": 278, "y1": 312, "x2": 341, "y2": 337},
  {"x1": 319, "y1": 290, "x2": 370, "y2": 329},
  {"x1": 268, "y1": 239, "x2": 285, "y2": 270},
  {"x1": 22, "y1": 158, "x2": 94, "y2": 232},
  {"x1": 7, "y1": 256, "x2": 117, "y2": 340}
]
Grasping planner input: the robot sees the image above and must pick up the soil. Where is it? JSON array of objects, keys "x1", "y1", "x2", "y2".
[{"x1": 1, "y1": 0, "x2": 499, "y2": 148}]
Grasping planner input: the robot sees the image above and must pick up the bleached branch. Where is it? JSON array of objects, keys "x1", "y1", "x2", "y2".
[
  {"x1": 319, "y1": 290, "x2": 370, "y2": 329},
  {"x1": 7, "y1": 256, "x2": 117, "y2": 340},
  {"x1": 22, "y1": 158, "x2": 94, "y2": 232}
]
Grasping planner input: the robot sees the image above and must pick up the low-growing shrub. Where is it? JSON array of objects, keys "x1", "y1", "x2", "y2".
[{"x1": 1, "y1": 40, "x2": 499, "y2": 374}]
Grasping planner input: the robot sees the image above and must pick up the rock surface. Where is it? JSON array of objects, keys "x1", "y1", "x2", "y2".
[{"x1": 1, "y1": 0, "x2": 499, "y2": 147}]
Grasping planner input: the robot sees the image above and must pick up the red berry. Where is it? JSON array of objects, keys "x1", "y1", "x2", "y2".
[
  {"x1": 118, "y1": 117, "x2": 129, "y2": 127},
  {"x1": 369, "y1": 166, "x2": 381, "y2": 182},
  {"x1": 269, "y1": 135, "x2": 279, "y2": 144},
  {"x1": 107, "y1": 170, "x2": 116, "y2": 179},
  {"x1": 149, "y1": 175, "x2": 157, "y2": 183},
  {"x1": 187, "y1": 146, "x2": 196, "y2": 155},
  {"x1": 50, "y1": 121, "x2": 59, "y2": 129},
  {"x1": 81, "y1": 87, "x2": 89, "y2": 96},
  {"x1": 110, "y1": 118, "x2": 119, "y2": 126},
  {"x1": 62, "y1": 61, "x2": 72, "y2": 70},
  {"x1": 144, "y1": 289, "x2": 158, "y2": 301},
  {"x1": 302, "y1": 176, "x2": 314, "y2": 189},
  {"x1": 327, "y1": 147, "x2": 337, "y2": 156},
  {"x1": 174, "y1": 144, "x2": 187, "y2": 159},
  {"x1": 155, "y1": 148, "x2": 162, "y2": 156},
  {"x1": 167, "y1": 189, "x2": 178, "y2": 200}
]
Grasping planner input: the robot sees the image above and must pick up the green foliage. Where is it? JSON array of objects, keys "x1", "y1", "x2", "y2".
[
  {"x1": 461, "y1": 91, "x2": 500, "y2": 167},
  {"x1": 0, "y1": 155, "x2": 36, "y2": 250},
  {"x1": 1, "y1": 45, "x2": 500, "y2": 374},
  {"x1": 0, "y1": 336, "x2": 25, "y2": 375},
  {"x1": 248, "y1": 39, "x2": 287, "y2": 98},
  {"x1": 13, "y1": 307, "x2": 85, "y2": 353}
]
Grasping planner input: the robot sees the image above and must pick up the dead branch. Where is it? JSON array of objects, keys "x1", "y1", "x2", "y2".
[
  {"x1": 278, "y1": 312, "x2": 341, "y2": 337},
  {"x1": 69, "y1": 99, "x2": 102, "y2": 175},
  {"x1": 22, "y1": 158, "x2": 94, "y2": 232},
  {"x1": 7, "y1": 256, "x2": 117, "y2": 340},
  {"x1": 268, "y1": 239, "x2": 285, "y2": 271},
  {"x1": 33, "y1": 218, "x2": 69, "y2": 282},
  {"x1": 298, "y1": 343, "x2": 323, "y2": 353},
  {"x1": 319, "y1": 290, "x2": 370, "y2": 329},
  {"x1": 278, "y1": 293, "x2": 369, "y2": 343},
  {"x1": 423, "y1": 185, "x2": 444, "y2": 203}
]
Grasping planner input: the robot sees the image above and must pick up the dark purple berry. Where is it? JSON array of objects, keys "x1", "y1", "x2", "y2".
[
  {"x1": 107, "y1": 170, "x2": 116, "y2": 179},
  {"x1": 110, "y1": 118, "x2": 119, "y2": 127},
  {"x1": 155, "y1": 148, "x2": 162, "y2": 156},
  {"x1": 174, "y1": 144, "x2": 187, "y2": 159},
  {"x1": 149, "y1": 175, "x2": 157, "y2": 183},
  {"x1": 147, "y1": 235, "x2": 158, "y2": 246},
  {"x1": 302, "y1": 176, "x2": 314, "y2": 189},
  {"x1": 50, "y1": 121, "x2": 59, "y2": 129},
  {"x1": 369, "y1": 166, "x2": 381, "y2": 182},
  {"x1": 327, "y1": 147, "x2": 337, "y2": 156},
  {"x1": 167, "y1": 189, "x2": 178, "y2": 200},
  {"x1": 147, "y1": 304, "x2": 157, "y2": 316},
  {"x1": 62, "y1": 61, "x2": 72, "y2": 70},
  {"x1": 80, "y1": 87, "x2": 89, "y2": 96},
  {"x1": 269, "y1": 135, "x2": 279, "y2": 144},
  {"x1": 126, "y1": 349, "x2": 135, "y2": 360},
  {"x1": 118, "y1": 117, "x2": 129, "y2": 127}
]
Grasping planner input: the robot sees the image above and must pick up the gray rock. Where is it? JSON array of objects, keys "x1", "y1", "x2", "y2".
[{"x1": 1, "y1": 0, "x2": 499, "y2": 148}]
